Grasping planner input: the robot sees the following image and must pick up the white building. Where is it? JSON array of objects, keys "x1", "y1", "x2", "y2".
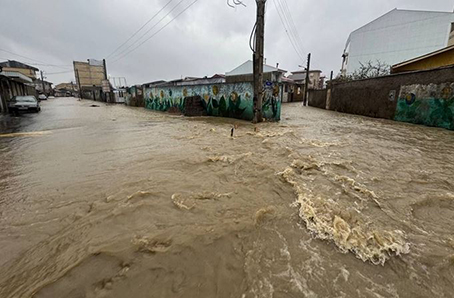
[{"x1": 341, "y1": 9, "x2": 454, "y2": 75}]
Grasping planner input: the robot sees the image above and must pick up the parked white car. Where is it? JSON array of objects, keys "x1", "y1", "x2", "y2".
[{"x1": 38, "y1": 94, "x2": 48, "y2": 101}]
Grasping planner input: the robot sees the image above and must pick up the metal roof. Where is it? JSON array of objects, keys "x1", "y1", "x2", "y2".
[
  {"x1": 0, "y1": 71, "x2": 33, "y2": 83},
  {"x1": 392, "y1": 45, "x2": 454, "y2": 69}
]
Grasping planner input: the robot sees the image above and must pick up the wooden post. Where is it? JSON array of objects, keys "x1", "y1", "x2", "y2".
[
  {"x1": 75, "y1": 69, "x2": 82, "y2": 99},
  {"x1": 253, "y1": 0, "x2": 266, "y2": 123},
  {"x1": 40, "y1": 71, "x2": 46, "y2": 96},
  {"x1": 304, "y1": 53, "x2": 311, "y2": 106}
]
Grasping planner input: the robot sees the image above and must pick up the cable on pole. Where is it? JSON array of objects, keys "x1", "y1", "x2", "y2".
[
  {"x1": 106, "y1": 0, "x2": 176, "y2": 59},
  {"x1": 112, "y1": 0, "x2": 201, "y2": 64},
  {"x1": 109, "y1": 0, "x2": 188, "y2": 61}
]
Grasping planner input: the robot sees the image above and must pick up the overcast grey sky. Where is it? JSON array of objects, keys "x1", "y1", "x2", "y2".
[{"x1": 1, "y1": 0, "x2": 453, "y2": 85}]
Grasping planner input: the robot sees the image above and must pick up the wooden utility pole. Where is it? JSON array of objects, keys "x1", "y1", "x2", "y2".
[
  {"x1": 75, "y1": 69, "x2": 82, "y2": 99},
  {"x1": 304, "y1": 53, "x2": 311, "y2": 106},
  {"x1": 253, "y1": 0, "x2": 266, "y2": 123},
  {"x1": 102, "y1": 59, "x2": 110, "y2": 102},
  {"x1": 40, "y1": 71, "x2": 46, "y2": 96}
]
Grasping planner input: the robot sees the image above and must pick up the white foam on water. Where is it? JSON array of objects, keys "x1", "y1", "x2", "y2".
[{"x1": 278, "y1": 166, "x2": 410, "y2": 266}]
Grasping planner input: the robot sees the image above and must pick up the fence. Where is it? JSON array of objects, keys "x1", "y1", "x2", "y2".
[
  {"x1": 144, "y1": 82, "x2": 281, "y2": 121},
  {"x1": 310, "y1": 66, "x2": 454, "y2": 130}
]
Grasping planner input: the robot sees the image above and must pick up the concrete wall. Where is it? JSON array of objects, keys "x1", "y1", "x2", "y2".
[
  {"x1": 144, "y1": 82, "x2": 281, "y2": 121},
  {"x1": 308, "y1": 89, "x2": 327, "y2": 109},
  {"x1": 395, "y1": 82, "x2": 454, "y2": 130},
  {"x1": 329, "y1": 66, "x2": 454, "y2": 129}
]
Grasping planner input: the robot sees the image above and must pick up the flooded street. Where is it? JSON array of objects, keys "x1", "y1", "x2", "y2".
[{"x1": 0, "y1": 97, "x2": 453, "y2": 298}]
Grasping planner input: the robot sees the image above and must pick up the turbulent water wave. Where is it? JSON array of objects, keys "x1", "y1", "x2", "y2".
[
  {"x1": 208, "y1": 152, "x2": 253, "y2": 164},
  {"x1": 171, "y1": 192, "x2": 232, "y2": 210},
  {"x1": 278, "y1": 164, "x2": 410, "y2": 265}
]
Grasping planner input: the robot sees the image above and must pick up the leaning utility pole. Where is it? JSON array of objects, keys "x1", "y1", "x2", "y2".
[
  {"x1": 102, "y1": 59, "x2": 110, "y2": 102},
  {"x1": 303, "y1": 53, "x2": 311, "y2": 106},
  {"x1": 40, "y1": 71, "x2": 46, "y2": 96},
  {"x1": 253, "y1": 0, "x2": 266, "y2": 123},
  {"x1": 75, "y1": 69, "x2": 82, "y2": 99}
]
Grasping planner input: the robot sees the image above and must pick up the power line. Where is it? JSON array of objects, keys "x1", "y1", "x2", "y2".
[
  {"x1": 109, "y1": 0, "x2": 188, "y2": 61},
  {"x1": 275, "y1": 0, "x2": 304, "y2": 59},
  {"x1": 272, "y1": 0, "x2": 304, "y2": 61},
  {"x1": 106, "y1": 0, "x2": 175, "y2": 59},
  {"x1": 0, "y1": 48, "x2": 72, "y2": 70},
  {"x1": 280, "y1": 0, "x2": 305, "y2": 55},
  {"x1": 45, "y1": 70, "x2": 74, "y2": 75},
  {"x1": 112, "y1": 0, "x2": 201, "y2": 63}
]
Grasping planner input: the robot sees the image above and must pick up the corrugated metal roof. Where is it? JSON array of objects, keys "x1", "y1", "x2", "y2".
[{"x1": 0, "y1": 71, "x2": 33, "y2": 83}]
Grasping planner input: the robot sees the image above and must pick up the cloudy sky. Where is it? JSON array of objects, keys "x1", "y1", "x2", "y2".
[{"x1": 0, "y1": 0, "x2": 452, "y2": 85}]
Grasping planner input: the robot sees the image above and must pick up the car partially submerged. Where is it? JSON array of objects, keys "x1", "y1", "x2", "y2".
[{"x1": 8, "y1": 96, "x2": 41, "y2": 114}]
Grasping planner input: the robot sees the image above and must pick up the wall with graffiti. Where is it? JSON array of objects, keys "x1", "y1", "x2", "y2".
[
  {"x1": 395, "y1": 83, "x2": 454, "y2": 130},
  {"x1": 143, "y1": 82, "x2": 281, "y2": 121}
]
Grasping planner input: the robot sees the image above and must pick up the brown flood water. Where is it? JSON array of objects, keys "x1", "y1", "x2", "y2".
[{"x1": 0, "y1": 98, "x2": 453, "y2": 298}]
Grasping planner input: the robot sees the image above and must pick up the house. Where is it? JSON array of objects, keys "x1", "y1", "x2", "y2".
[
  {"x1": 175, "y1": 75, "x2": 226, "y2": 86},
  {"x1": 0, "y1": 69, "x2": 35, "y2": 113},
  {"x1": 32, "y1": 79, "x2": 53, "y2": 96},
  {"x1": 0, "y1": 60, "x2": 39, "y2": 79},
  {"x1": 225, "y1": 60, "x2": 286, "y2": 84},
  {"x1": 55, "y1": 82, "x2": 78, "y2": 97},
  {"x1": 341, "y1": 9, "x2": 454, "y2": 75},
  {"x1": 391, "y1": 44, "x2": 454, "y2": 73},
  {"x1": 288, "y1": 70, "x2": 324, "y2": 89}
]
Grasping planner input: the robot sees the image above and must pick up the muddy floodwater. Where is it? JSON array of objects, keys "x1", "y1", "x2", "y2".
[{"x1": 0, "y1": 98, "x2": 453, "y2": 298}]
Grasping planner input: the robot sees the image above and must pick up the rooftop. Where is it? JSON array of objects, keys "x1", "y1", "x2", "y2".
[
  {"x1": 226, "y1": 60, "x2": 287, "y2": 76},
  {"x1": 0, "y1": 60, "x2": 39, "y2": 72}
]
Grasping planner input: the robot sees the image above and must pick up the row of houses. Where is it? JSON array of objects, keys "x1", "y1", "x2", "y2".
[
  {"x1": 0, "y1": 60, "x2": 53, "y2": 113},
  {"x1": 126, "y1": 60, "x2": 324, "y2": 110}
]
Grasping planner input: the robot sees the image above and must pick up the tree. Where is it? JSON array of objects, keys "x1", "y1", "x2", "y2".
[{"x1": 338, "y1": 60, "x2": 391, "y2": 81}]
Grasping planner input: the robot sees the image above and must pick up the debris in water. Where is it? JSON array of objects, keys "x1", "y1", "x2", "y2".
[{"x1": 90, "y1": 105, "x2": 100, "y2": 108}]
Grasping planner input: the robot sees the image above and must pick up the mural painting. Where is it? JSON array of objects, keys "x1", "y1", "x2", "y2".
[
  {"x1": 144, "y1": 82, "x2": 281, "y2": 121},
  {"x1": 395, "y1": 83, "x2": 454, "y2": 130}
]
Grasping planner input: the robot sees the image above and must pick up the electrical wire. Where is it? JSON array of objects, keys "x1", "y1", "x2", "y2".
[
  {"x1": 45, "y1": 70, "x2": 74, "y2": 75},
  {"x1": 0, "y1": 48, "x2": 72, "y2": 70},
  {"x1": 106, "y1": 0, "x2": 175, "y2": 59},
  {"x1": 109, "y1": 0, "x2": 188, "y2": 61},
  {"x1": 280, "y1": 0, "x2": 305, "y2": 54},
  {"x1": 249, "y1": 22, "x2": 257, "y2": 52},
  {"x1": 272, "y1": 0, "x2": 305, "y2": 61},
  {"x1": 275, "y1": 0, "x2": 304, "y2": 59},
  {"x1": 112, "y1": 0, "x2": 201, "y2": 63}
]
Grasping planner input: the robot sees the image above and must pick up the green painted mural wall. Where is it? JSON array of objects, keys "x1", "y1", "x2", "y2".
[
  {"x1": 395, "y1": 83, "x2": 454, "y2": 130},
  {"x1": 144, "y1": 82, "x2": 281, "y2": 121}
]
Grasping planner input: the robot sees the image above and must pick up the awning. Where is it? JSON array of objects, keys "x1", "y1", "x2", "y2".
[{"x1": 0, "y1": 71, "x2": 33, "y2": 84}]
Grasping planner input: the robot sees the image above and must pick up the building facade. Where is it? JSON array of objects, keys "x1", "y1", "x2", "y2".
[
  {"x1": 392, "y1": 45, "x2": 454, "y2": 73},
  {"x1": 73, "y1": 60, "x2": 108, "y2": 101},
  {"x1": 0, "y1": 60, "x2": 38, "y2": 79},
  {"x1": 342, "y1": 9, "x2": 454, "y2": 75},
  {"x1": 0, "y1": 71, "x2": 35, "y2": 113}
]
